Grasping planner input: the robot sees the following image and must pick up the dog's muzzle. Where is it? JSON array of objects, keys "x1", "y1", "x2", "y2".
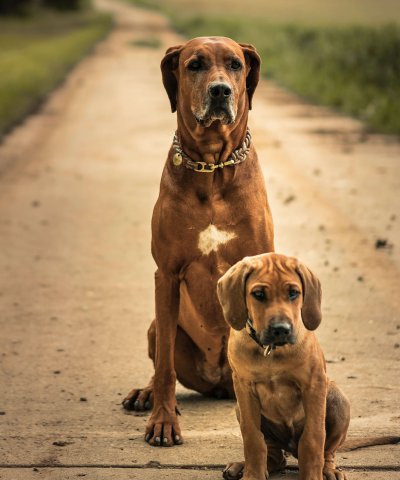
[
  {"x1": 194, "y1": 82, "x2": 236, "y2": 127},
  {"x1": 260, "y1": 321, "x2": 295, "y2": 348}
]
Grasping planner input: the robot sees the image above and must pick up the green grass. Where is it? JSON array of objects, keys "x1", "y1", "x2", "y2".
[
  {"x1": 131, "y1": 36, "x2": 161, "y2": 49},
  {"x1": 128, "y1": 0, "x2": 400, "y2": 135},
  {"x1": 0, "y1": 9, "x2": 112, "y2": 137},
  {"x1": 128, "y1": 0, "x2": 400, "y2": 26}
]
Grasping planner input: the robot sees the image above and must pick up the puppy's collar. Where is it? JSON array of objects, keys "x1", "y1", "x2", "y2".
[
  {"x1": 171, "y1": 129, "x2": 251, "y2": 173},
  {"x1": 246, "y1": 318, "x2": 276, "y2": 357}
]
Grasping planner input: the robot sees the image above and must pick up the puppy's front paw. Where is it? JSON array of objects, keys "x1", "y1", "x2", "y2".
[{"x1": 223, "y1": 462, "x2": 244, "y2": 480}]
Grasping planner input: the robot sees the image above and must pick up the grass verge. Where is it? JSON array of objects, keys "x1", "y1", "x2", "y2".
[
  {"x1": 131, "y1": 36, "x2": 162, "y2": 49},
  {"x1": 128, "y1": 0, "x2": 400, "y2": 135},
  {"x1": 0, "y1": 9, "x2": 112, "y2": 137}
]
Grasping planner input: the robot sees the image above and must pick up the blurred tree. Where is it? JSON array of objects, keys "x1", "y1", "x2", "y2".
[
  {"x1": 43, "y1": 0, "x2": 90, "y2": 10},
  {"x1": 0, "y1": 0, "x2": 89, "y2": 14},
  {"x1": 0, "y1": 0, "x2": 40, "y2": 15}
]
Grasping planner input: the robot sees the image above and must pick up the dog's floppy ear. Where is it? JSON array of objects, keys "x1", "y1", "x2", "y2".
[
  {"x1": 160, "y1": 44, "x2": 183, "y2": 113},
  {"x1": 217, "y1": 257, "x2": 255, "y2": 330},
  {"x1": 295, "y1": 262, "x2": 322, "y2": 330},
  {"x1": 239, "y1": 43, "x2": 261, "y2": 110}
]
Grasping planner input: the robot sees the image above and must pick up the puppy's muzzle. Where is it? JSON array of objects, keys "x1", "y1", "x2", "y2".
[{"x1": 260, "y1": 319, "x2": 294, "y2": 347}]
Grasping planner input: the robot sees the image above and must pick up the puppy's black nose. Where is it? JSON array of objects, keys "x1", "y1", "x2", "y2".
[
  {"x1": 270, "y1": 323, "x2": 291, "y2": 338},
  {"x1": 209, "y1": 82, "x2": 232, "y2": 99},
  {"x1": 264, "y1": 322, "x2": 292, "y2": 345}
]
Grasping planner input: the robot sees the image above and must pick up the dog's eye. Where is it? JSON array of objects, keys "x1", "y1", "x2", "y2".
[
  {"x1": 251, "y1": 290, "x2": 266, "y2": 302},
  {"x1": 230, "y1": 60, "x2": 242, "y2": 71},
  {"x1": 188, "y1": 60, "x2": 201, "y2": 71},
  {"x1": 288, "y1": 289, "x2": 300, "y2": 301}
]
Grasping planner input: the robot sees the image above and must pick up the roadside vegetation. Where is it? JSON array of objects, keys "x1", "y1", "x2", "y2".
[
  {"x1": 0, "y1": 1, "x2": 112, "y2": 137},
  {"x1": 129, "y1": 0, "x2": 400, "y2": 135}
]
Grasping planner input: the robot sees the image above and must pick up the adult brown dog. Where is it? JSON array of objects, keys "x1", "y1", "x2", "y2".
[
  {"x1": 122, "y1": 37, "x2": 274, "y2": 446},
  {"x1": 217, "y1": 253, "x2": 350, "y2": 480}
]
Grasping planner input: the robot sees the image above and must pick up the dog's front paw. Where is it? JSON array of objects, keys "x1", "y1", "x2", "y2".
[
  {"x1": 145, "y1": 404, "x2": 183, "y2": 447},
  {"x1": 323, "y1": 467, "x2": 346, "y2": 480},
  {"x1": 223, "y1": 462, "x2": 244, "y2": 480},
  {"x1": 223, "y1": 461, "x2": 269, "y2": 480}
]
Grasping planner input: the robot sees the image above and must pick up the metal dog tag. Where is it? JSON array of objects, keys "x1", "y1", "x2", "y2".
[
  {"x1": 173, "y1": 152, "x2": 183, "y2": 166},
  {"x1": 264, "y1": 345, "x2": 273, "y2": 357}
]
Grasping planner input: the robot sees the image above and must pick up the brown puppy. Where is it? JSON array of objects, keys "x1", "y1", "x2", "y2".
[
  {"x1": 217, "y1": 253, "x2": 350, "y2": 480},
  {"x1": 122, "y1": 37, "x2": 274, "y2": 447}
]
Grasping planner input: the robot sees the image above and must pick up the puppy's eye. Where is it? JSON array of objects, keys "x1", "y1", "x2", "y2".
[
  {"x1": 230, "y1": 60, "x2": 242, "y2": 71},
  {"x1": 251, "y1": 290, "x2": 266, "y2": 302},
  {"x1": 288, "y1": 289, "x2": 300, "y2": 301},
  {"x1": 188, "y1": 60, "x2": 201, "y2": 71}
]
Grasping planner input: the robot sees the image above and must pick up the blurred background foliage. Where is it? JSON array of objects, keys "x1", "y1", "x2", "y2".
[
  {"x1": 129, "y1": 0, "x2": 400, "y2": 135},
  {"x1": 1, "y1": 0, "x2": 399, "y2": 136},
  {"x1": 0, "y1": 0, "x2": 112, "y2": 137},
  {"x1": 0, "y1": 0, "x2": 90, "y2": 15}
]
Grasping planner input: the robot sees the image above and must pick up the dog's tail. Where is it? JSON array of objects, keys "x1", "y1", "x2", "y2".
[{"x1": 339, "y1": 435, "x2": 400, "y2": 452}]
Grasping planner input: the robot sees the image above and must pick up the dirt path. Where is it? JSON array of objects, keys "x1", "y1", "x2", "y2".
[{"x1": 0, "y1": 1, "x2": 399, "y2": 478}]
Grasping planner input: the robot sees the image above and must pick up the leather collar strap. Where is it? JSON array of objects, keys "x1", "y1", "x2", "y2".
[
  {"x1": 246, "y1": 318, "x2": 264, "y2": 348},
  {"x1": 246, "y1": 318, "x2": 275, "y2": 356},
  {"x1": 172, "y1": 129, "x2": 251, "y2": 173}
]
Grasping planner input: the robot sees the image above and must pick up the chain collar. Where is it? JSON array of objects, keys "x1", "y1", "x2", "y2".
[{"x1": 171, "y1": 129, "x2": 251, "y2": 173}]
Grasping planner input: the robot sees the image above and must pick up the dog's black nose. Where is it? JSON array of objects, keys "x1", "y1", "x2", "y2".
[
  {"x1": 260, "y1": 321, "x2": 293, "y2": 346},
  {"x1": 209, "y1": 82, "x2": 232, "y2": 99},
  {"x1": 270, "y1": 323, "x2": 291, "y2": 337}
]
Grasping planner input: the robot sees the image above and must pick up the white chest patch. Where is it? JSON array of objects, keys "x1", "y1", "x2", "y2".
[{"x1": 198, "y1": 224, "x2": 236, "y2": 255}]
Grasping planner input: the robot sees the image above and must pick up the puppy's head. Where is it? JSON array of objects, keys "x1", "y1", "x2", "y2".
[
  {"x1": 161, "y1": 37, "x2": 260, "y2": 127},
  {"x1": 217, "y1": 253, "x2": 322, "y2": 348}
]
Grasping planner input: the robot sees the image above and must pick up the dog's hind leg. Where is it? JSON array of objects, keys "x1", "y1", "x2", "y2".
[
  {"x1": 122, "y1": 319, "x2": 157, "y2": 411},
  {"x1": 123, "y1": 320, "x2": 232, "y2": 411},
  {"x1": 223, "y1": 406, "x2": 244, "y2": 480},
  {"x1": 260, "y1": 416, "x2": 287, "y2": 474},
  {"x1": 323, "y1": 381, "x2": 350, "y2": 480},
  {"x1": 222, "y1": 443, "x2": 285, "y2": 479},
  {"x1": 223, "y1": 409, "x2": 286, "y2": 480},
  {"x1": 174, "y1": 325, "x2": 232, "y2": 396}
]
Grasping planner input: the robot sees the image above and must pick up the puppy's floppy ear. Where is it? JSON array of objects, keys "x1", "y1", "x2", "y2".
[
  {"x1": 217, "y1": 257, "x2": 255, "y2": 330},
  {"x1": 160, "y1": 44, "x2": 183, "y2": 113},
  {"x1": 295, "y1": 262, "x2": 322, "y2": 330},
  {"x1": 239, "y1": 43, "x2": 261, "y2": 110}
]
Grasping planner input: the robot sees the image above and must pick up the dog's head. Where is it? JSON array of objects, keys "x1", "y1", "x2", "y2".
[
  {"x1": 161, "y1": 37, "x2": 260, "y2": 128},
  {"x1": 217, "y1": 253, "x2": 322, "y2": 348}
]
